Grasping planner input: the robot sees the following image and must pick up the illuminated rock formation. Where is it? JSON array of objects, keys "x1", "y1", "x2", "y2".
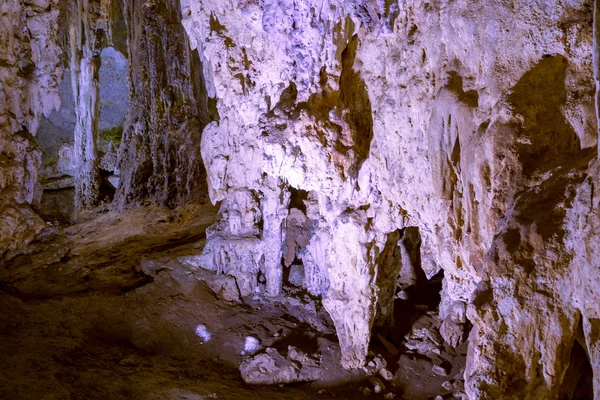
[
  {"x1": 0, "y1": 0, "x2": 598, "y2": 398},
  {"x1": 181, "y1": 1, "x2": 599, "y2": 396}
]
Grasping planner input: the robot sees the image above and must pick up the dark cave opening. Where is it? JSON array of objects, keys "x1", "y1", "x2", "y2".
[
  {"x1": 370, "y1": 225, "x2": 448, "y2": 354},
  {"x1": 560, "y1": 328, "x2": 594, "y2": 400},
  {"x1": 282, "y1": 187, "x2": 311, "y2": 288},
  {"x1": 35, "y1": 22, "x2": 129, "y2": 224},
  {"x1": 387, "y1": 268, "x2": 444, "y2": 341}
]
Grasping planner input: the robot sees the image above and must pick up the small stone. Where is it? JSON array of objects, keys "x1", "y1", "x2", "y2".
[
  {"x1": 379, "y1": 368, "x2": 393, "y2": 381},
  {"x1": 288, "y1": 264, "x2": 305, "y2": 287},
  {"x1": 211, "y1": 275, "x2": 241, "y2": 302},
  {"x1": 442, "y1": 380, "x2": 453, "y2": 390},
  {"x1": 435, "y1": 396, "x2": 444, "y2": 400},
  {"x1": 373, "y1": 355, "x2": 387, "y2": 369},
  {"x1": 362, "y1": 387, "x2": 372, "y2": 396},
  {"x1": 108, "y1": 175, "x2": 120, "y2": 188},
  {"x1": 395, "y1": 290, "x2": 409, "y2": 300},
  {"x1": 384, "y1": 393, "x2": 396, "y2": 399},
  {"x1": 432, "y1": 364, "x2": 451, "y2": 376},
  {"x1": 195, "y1": 324, "x2": 211, "y2": 343},
  {"x1": 242, "y1": 336, "x2": 260, "y2": 355},
  {"x1": 369, "y1": 377, "x2": 385, "y2": 394}
]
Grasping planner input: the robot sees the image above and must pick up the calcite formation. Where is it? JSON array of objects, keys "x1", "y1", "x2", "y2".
[
  {"x1": 181, "y1": 0, "x2": 599, "y2": 397},
  {"x1": 69, "y1": 0, "x2": 113, "y2": 209},
  {"x1": 0, "y1": 0, "x2": 599, "y2": 398},
  {"x1": 115, "y1": 0, "x2": 212, "y2": 208},
  {"x1": 0, "y1": 0, "x2": 63, "y2": 252}
]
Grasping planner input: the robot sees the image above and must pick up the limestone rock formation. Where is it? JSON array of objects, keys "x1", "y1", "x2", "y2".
[
  {"x1": 0, "y1": 0, "x2": 599, "y2": 398},
  {"x1": 181, "y1": 0, "x2": 599, "y2": 396},
  {"x1": 0, "y1": 0, "x2": 63, "y2": 252},
  {"x1": 240, "y1": 346, "x2": 321, "y2": 385},
  {"x1": 115, "y1": 0, "x2": 212, "y2": 208}
]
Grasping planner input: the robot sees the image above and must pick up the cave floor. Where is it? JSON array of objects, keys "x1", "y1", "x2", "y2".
[{"x1": 0, "y1": 205, "x2": 466, "y2": 400}]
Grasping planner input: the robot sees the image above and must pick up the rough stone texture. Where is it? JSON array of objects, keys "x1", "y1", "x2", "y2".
[
  {"x1": 0, "y1": 0, "x2": 63, "y2": 252},
  {"x1": 180, "y1": 1, "x2": 599, "y2": 397},
  {"x1": 1, "y1": 0, "x2": 599, "y2": 398},
  {"x1": 69, "y1": 0, "x2": 113, "y2": 210},
  {"x1": 115, "y1": 0, "x2": 211, "y2": 209},
  {"x1": 240, "y1": 346, "x2": 321, "y2": 385}
]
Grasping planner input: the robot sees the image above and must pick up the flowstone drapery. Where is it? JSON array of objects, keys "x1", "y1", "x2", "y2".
[{"x1": 180, "y1": 1, "x2": 600, "y2": 397}]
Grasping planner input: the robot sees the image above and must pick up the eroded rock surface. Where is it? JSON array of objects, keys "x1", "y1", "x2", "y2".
[
  {"x1": 240, "y1": 346, "x2": 321, "y2": 385},
  {"x1": 0, "y1": 0, "x2": 599, "y2": 399},
  {"x1": 180, "y1": 0, "x2": 599, "y2": 397},
  {"x1": 0, "y1": 0, "x2": 63, "y2": 252},
  {"x1": 115, "y1": 0, "x2": 212, "y2": 208}
]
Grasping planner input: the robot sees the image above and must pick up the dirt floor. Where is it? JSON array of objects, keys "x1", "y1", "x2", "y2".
[{"x1": 0, "y1": 205, "x2": 466, "y2": 400}]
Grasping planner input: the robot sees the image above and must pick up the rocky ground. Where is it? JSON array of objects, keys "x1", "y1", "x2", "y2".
[{"x1": 0, "y1": 205, "x2": 466, "y2": 400}]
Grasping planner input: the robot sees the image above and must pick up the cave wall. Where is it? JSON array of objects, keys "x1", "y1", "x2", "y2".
[
  {"x1": 1, "y1": 0, "x2": 599, "y2": 398},
  {"x1": 115, "y1": 0, "x2": 211, "y2": 208},
  {"x1": 180, "y1": 0, "x2": 599, "y2": 397},
  {"x1": 0, "y1": 0, "x2": 63, "y2": 252}
]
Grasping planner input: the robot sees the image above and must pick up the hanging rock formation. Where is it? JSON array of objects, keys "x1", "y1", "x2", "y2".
[
  {"x1": 68, "y1": 0, "x2": 113, "y2": 210},
  {"x1": 0, "y1": 0, "x2": 599, "y2": 398},
  {"x1": 180, "y1": 0, "x2": 599, "y2": 396}
]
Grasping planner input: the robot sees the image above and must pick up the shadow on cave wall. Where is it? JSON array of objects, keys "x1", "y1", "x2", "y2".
[
  {"x1": 506, "y1": 55, "x2": 596, "y2": 244},
  {"x1": 372, "y1": 226, "x2": 443, "y2": 342},
  {"x1": 558, "y1": 319, "x2": 594, "y2": 400},
  {"x1": 508, "y1": 55, "x2": 595, "y2": 177},
  {"x1": 339, "y1": 34, "x2": 374, "y2": 175},
  {"x1": 267, "y1": 33, "x2": 374, "y2": 179},
  {"x1": 116, "y1": 0, "x2": 212, "y2": 210}
]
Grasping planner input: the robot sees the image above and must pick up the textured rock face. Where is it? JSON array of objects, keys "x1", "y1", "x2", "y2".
[
  {"x1": 1, "y1": 0, "x2": 599, "y2": 398},
  {"x1": 69, "y1": 0, "x2": 113, "y2": 209},
  {"x1": 0, "y1": 0, "x2": 63, "y2": 252},
  {"x1": 115, "y1": 0, "x2": 211, "y2": 208},
  {"x1": 181, "y1": 0, "x2": 598, "y2": 396}
]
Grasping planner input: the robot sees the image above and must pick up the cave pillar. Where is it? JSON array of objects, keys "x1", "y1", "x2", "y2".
[
  {"x1": 69, "y1": 0, "x2": 112, "y2": 210},
  {"x1": 260, "y1": 177, "x2": 290, "y2": 297},
  {"x1": 322, "y1": 216, "x2": 378, "y2": 369}
]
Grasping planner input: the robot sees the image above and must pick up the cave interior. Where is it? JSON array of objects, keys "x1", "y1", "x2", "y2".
[{"x1": 0, "y1": 0, "x2": 599, "y2": 399}]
